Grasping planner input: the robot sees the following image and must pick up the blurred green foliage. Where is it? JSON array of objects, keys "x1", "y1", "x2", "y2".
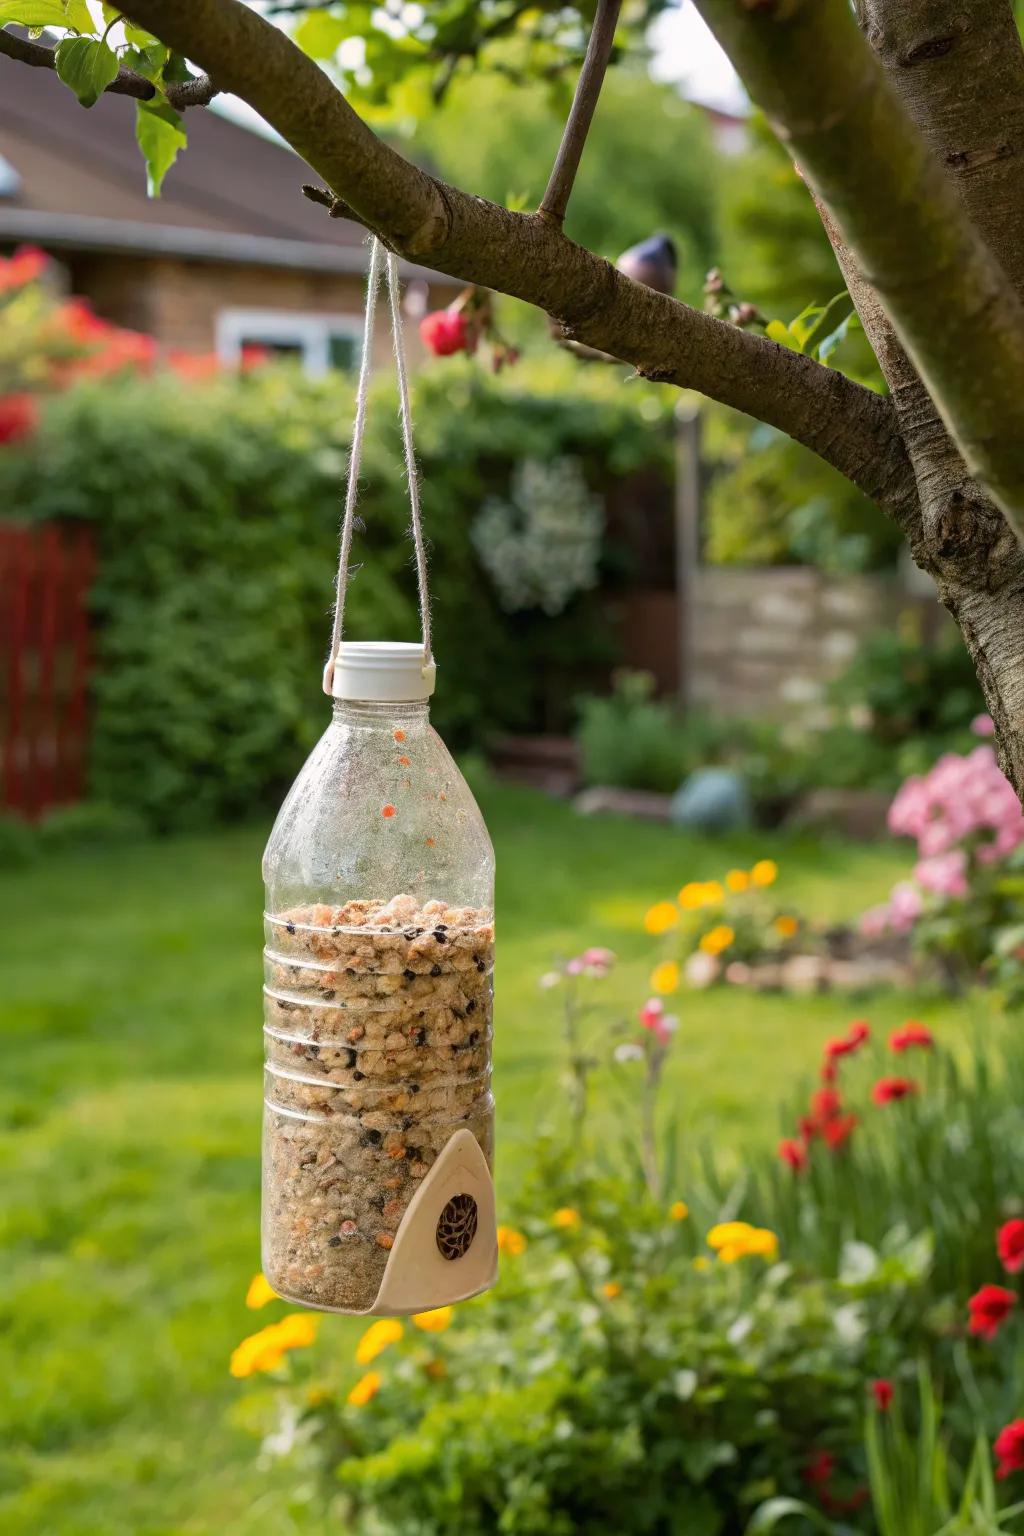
[{"x1": 0, "y1": 357, "x2": 674, "y2": 829}]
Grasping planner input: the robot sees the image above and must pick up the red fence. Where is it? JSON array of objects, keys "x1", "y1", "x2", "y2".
[{"x1": 0, "y1": 523, "x2": 94, "y2": 819}]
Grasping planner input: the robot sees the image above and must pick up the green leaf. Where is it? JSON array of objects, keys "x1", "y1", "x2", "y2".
[
  {"x1": 765, "y1": 319, "x2": 797, "y2": 350},
  {"x1": 135, "y1": 100, "x2": 186, "y2": 197},
  {"x1": 122, "y1": 42, "x2": 168, "y2": 83},
  {"x1": 293, "y1": 9, "x2": 349, "y2": 58},
  {"x1": 54, "y1": 35, "x2": 119, "y2": 107},
  {"x1": 745, "y1": 1497, "x2": 838, "y2": 1532},
  {"x1": 0, "y1": 0, "x2": 93, "y2": 28}
]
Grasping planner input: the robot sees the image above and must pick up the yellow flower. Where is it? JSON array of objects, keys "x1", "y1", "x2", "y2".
[
  {"x1": 692, "y1": 1256, "x2": 710, "y2": 1272},
  {"x1": 552, "y1": 1207, "x2": 581, "y2": 1230},
  {"x1": 650, "y1": 960, "x2": 680, "y2": 995},
  {"x1": 669, "y1": 1200, "x2": 689, "y2": 1222},
  {"x1": 274, "y1": 1313, "x2": 318, "y2": 1349},
  {"x1": 751, "y1": 859, "x2": 778, "y2": 887},
  {"x1": 706, "y1": 1221, "x2": 779, "y2": 1263},
  {"x1": 412, "y1": 1306, "x2": 454, "y2": 1333},
  {"x1": 725, "y1": 869, "x2": 750, "y2": 894},
  {"x1": 497, "y1": 1224, "x2": 527, "y2": 1257},
  {"x1": 602, "y1": 1281, "x2": 622, "y2": 1299},
  {"x1": 245, "y1": 1272, "x2": 278, "y2": 1310},
  {"x1": 355, "y1": 1317, "x2": 404, "y2": 1364},
  {"x1": 774, "y1": 914, "x2": 798, "y2": 939},
  {"x1": 702, "y1": 880, "x2": 724, "y2": 905},
  {"x1": 644, "y1": 901, "x2": 679, "y2": 935},
  {"x1": 347, "y1": 1370, "x2": 382, "y2": 1406},
  {"x1": 699, "y1": 925, "x2": 734, "y2": 956},
  {"x1": 229, "y1": 1313, "x2": 316, "y2": 1379},
  {"x1": 678, "y1": 882, "x2": 707, "y2": 910}
]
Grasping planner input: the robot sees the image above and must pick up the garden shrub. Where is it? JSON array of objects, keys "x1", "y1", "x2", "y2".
[{"x1": 0, "y1": 357, "x2": 673, "y2": 829}]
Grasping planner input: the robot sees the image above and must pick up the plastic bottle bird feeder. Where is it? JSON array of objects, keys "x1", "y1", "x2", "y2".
[{"x1": 261, "y1": 644, "x2": 497, "y2": 1314}]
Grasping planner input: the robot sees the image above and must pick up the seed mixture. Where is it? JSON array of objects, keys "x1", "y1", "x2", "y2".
[{"x1": 262, "y1": 894, "x2": 494, "y2": 1311}]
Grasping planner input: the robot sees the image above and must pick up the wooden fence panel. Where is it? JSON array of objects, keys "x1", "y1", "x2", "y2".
[{"x1": 0, "y1": 522, "x2": 94, "y2": 819}]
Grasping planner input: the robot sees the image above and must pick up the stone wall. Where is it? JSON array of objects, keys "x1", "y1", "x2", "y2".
[{"x1": 687, "y1": 566, "x2": 945, "y2": 720}]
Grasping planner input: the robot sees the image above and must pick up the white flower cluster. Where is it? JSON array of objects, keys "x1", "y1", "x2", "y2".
[{"x1": 472, "y1": 456, "x2": 603, "y2": 616}]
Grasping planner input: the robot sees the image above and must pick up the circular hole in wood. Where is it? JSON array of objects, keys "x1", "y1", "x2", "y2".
[{"x1": 436, "y1": 1192, "x2": 478, "y2": 1260}]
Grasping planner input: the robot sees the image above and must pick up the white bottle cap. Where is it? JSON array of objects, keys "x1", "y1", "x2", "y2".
[{"x1": 330, "y1": 641, "x2": 436, "y2": 702}]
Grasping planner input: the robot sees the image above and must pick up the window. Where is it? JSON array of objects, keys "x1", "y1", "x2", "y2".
[{"x1": 215, "y1": 308, "x2": 362, "y2": 376}]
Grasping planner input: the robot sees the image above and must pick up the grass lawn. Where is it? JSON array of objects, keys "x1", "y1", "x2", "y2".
[{"x1": 0, "y1": 781, "x2": 962, "y2": 1535}]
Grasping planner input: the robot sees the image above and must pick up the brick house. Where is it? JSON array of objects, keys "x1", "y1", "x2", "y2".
[{"x1": 0, "y1": 59, "x2": 460, "y2": 368}]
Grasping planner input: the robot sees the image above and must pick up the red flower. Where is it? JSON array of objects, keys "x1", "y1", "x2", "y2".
[
  {"x1": 802, "y1": 1450, "x2": 835, "y2": 1489},
  {"x1": 824, "y1": 1035, "x2": 856, "y2": 1060},
  {"x1": 779, "y1": 1137, "x2": 808, "y2": 1172},
  {"x1": 0, "y1": 243, "x2": 48, "y2": 292},
  {"x1": 995, "y1": 1420, "x2": 1024, "y2": 1479},
  {"x1": 822, "y1": 1113, "x2": 857, "y2": 1151},
  {"x1": 968, "y1": 1283, "x2": 1016, "y2": 1340},
  {"x1": 872, "y1": 1379, "x2": 893, "y2": 1412},
  {"x1": 890, "y1": 1021, "x2": 934, "y2": 1053},
  {"x1": 998, "y1": 1219, "x2": 1024, "y2": 1275},
  {"x1": 0, "y1": 392, "x2": 38, "y2": 445},
  {"x1": 872, "y1": 1076, "x2": 918, "y2": 1105},
  {"x1": 820, "y1": 1061, "x2": 838, "y2": 1085},
  {"x1": 847, "y1": 1020, "x2": 871, "y2": 1046},
  {"x1": 419, "y1": 309, "x2": 470, "y2": 356},
  {"x1": 811, "y1": 1088, "x2": 842, "y2": 1123}
]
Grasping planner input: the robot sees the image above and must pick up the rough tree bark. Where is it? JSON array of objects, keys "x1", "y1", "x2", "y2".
[{"x1": 4, "y1": 0, "x2": 1024, "y2": 796}]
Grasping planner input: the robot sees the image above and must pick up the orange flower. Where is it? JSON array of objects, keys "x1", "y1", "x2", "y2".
[
  {"x1": 725, "y1": 869, "x2": 750, "y2": 893},
  {"x1": 774, "y1": 914, "x2": 798, "y2": 939},
  {"x1": 347, "y1": 1370, "x2": 382, "y2": 1406},
  {"x1": 497, "y1": 1224, "x2": 527, "y2": 1256},
  {"x1": 552, "y1": 1207, "x2": 581, "y2": 1230},
  {"x1": 602, "y1": 1281, "x2": 622, "y2": 1299},
  {"x1": 669, "y1": 1200, "x2": 689, "y2": 1221}
]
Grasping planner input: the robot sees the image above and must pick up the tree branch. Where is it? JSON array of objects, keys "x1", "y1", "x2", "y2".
[
  {"x1": 693, "y1": 0, "x2": 1024, "y2": 545},
  {"x1": 0, "y1": 26, "x2": 216, "y2": 108},
  {"x1": 538, "y1": 0, "x2": 621, "y2": 227},
  {"x1": 118, "y1": 0, "x2": 915, "y2": 521}
]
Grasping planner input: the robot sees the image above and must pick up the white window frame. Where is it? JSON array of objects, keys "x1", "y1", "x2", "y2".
[{"x1": 215, "y1": 307, "x2": 363, "y2": 377}]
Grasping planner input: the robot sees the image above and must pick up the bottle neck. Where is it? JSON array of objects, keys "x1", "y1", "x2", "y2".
[{"x1": 331, "y1": 699, "x2": 431, "y2": 728}]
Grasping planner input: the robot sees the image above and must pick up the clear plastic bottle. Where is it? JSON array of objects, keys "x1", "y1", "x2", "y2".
[{"x1": 261, "y1": 643, "x2": 496, "y2": 1314}]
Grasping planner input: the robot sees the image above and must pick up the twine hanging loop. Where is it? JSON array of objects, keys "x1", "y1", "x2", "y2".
[{"x1": 323, "y1": 238, "x2": 433, "y2": 695}]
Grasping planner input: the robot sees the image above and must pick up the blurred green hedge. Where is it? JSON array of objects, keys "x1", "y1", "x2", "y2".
[{"x1": 0, "y1": 357, "x2": 674, "y2": 829}]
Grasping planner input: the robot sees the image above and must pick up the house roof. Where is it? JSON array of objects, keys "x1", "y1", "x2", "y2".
[{"x1": 0, "y1": 53, "x2": 437, "y2": 278}]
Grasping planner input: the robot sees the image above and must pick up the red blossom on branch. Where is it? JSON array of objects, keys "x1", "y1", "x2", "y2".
[
  {"x1": 968, "y1": 1283, "x2": 1016, "y2": 1340},
  {"x1": 995, "y1": 1420, "x2": 1024, "y2": 1479},
  {"x1": 889, "y1": 1020, "x2": 934, "y2": 1052},
  {"x1": 419, "y1": 308, "x2": 471, "y2": 356},
  {"x1": 997, "y1": 1219, "x2": 1024, "y2": 1275},
  {"x1": 872, "y1": 1076, "x2": 918, "y2": 1105}
]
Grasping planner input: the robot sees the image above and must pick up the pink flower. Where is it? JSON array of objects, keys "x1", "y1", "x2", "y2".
[
  {"x1": 685, "y1": 950, "x2": 720, "y2": 988},
  {"x1": 638, "y1": 998, "x2": 677, "y2": 1045},
  {"x1": 913, "y1": 850, "x2": 968, "y2": 899},
  {"x1": 887, "y1": 882, "x2": 924, "y2": 933},
  {"x1": 972, "y1": 714, "x2": 996, "y2": 737}
]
